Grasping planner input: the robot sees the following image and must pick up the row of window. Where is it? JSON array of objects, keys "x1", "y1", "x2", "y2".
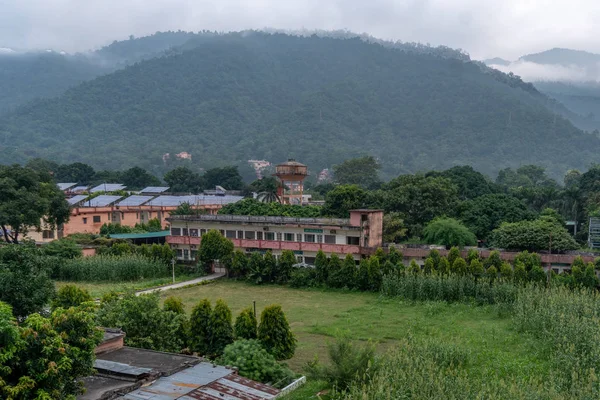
[
  {"x1": 176, "y1": 249, "x2": 198, "y2": 260},
  {"x1": 170, "y1": 227, "x2": 360, "y2": 245}
]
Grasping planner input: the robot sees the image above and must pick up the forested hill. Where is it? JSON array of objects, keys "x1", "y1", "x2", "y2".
[
  {"x1": 0, "y1": 32, "x2": 597, "y2": 178},
  {"x1": 0, "y1": 31, "x2": 197, "y2": 114}
]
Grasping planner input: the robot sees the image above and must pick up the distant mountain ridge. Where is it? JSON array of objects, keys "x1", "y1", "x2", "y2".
[{"x1": 0, "y1": 31, "x2": 596, "y2": 180}]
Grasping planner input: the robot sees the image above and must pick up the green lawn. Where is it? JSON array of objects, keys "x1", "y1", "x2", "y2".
[
  {"x1": 55, "y1": 274, "x2": 199, "y2": 298},
  {"x1": 160, "y1": 280, "x2": 549, "y2": 379}
]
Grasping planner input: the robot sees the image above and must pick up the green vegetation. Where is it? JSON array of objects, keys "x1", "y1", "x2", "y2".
[
  {"x1": 422, "y1": 217, "x2": 477, "y2": 247},
  {"x1": 51, "y1": 284, "x2": 93, "y2": 310},
  {"x1": 219, "y1": 198, "x2": 321, "y2": 217},
  {"x1": 258, "y1": 305, "x2": 297, "y2": 360},
  {"x1": 220, "y1": 339, "x2": 294, "y2": 388},
  {"x1": 1, "y1": 32, "x2": 595, "y2": 178},
  {"x1": 57, "y1": 254, "x2": 167, "y2": 282},
  {"x1": 0, "y1": 301, "x2": 102, "y2": 399},
  {"x1": 234, "y1": 307, "x2": 258, "y2": 339}
]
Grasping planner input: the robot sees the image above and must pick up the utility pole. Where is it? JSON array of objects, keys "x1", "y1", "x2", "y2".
[{"x1": 172, "y1": 258, "x2": 176, "y2": 284}]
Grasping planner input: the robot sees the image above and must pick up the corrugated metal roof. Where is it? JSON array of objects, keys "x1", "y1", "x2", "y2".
[
  {"x1": 57, "y1": 182, "x2": 77, "y2": 190},
  {"x1": 117, "y1": 195, "x2": 154, "y2": 206},
  {"x1": 71, "y1": 185, "x2": 89, "y2": 193},
  {"x1": 94, "y1": 359, "x2": 152, "y2": 378},
  {"x1": 68, "y1": 195, "x2": 89, "y2": 205},
  {"x1": 122, "y1": 363, "x2": 232, "y2": 400},
  {"x1": 183, "y1": 374, "x2": 279, "y2": 400},
  {"x1": 90, "y1": 183, "x2": 126, "y2": 193},
  {"x1": 108, "y1": 230, "x2": 170, "y2": 239}
]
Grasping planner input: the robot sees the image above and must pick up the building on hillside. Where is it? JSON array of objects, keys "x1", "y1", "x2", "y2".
[
  {"x1": 274, "y1": 159, "x2": 308, "y2": 205},
  {"x1": 82, "y1": 328, "x2": 285, "y2": 400},
  {"x1": 166, "y1": 209, "x2": 383, "y2": 266}
]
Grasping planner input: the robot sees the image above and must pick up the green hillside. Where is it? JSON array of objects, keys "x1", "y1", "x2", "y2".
[
  {"x1": 0, "y1": 32, "x2": 598, "y2": 178},
  {"x1": 0, "y1": 32, "x2": 198, "y2": 115}
]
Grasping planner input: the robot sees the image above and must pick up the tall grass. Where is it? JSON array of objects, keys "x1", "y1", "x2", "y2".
[
  {"x1": 58, "y1": 254, "x2": 167, "y2": 282},
  {"x1": 513, "y1": 285, "x2": 600, "y2": 391},
  {"x1": 380, "y1": 274, "x2": 518, "y2": 305},
  {"x1": 340, "y1": 337, "x2": 599, "y2": 399}
]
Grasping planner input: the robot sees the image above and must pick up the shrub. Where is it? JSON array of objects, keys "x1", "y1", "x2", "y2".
[
  {"x1": 189, "y1": 299, "x2": 212, "y2": 355},
  {"x1": 499, "y1": 262, "x2": 513, "y2": 279},
  {"x1": 42, "y1": 238, "x2": 82, "y2": 259},
  {"x1": 229, "y1": 250, "x2": 248, "y2": 278},
  {"x1": 466, "y1": 248, "x2": 479, "y2": 264},
  {"x1": 163, "y1": 296, "x2": 185, "y2": 314},
  {"x1": 306, "y1": 336, "x2": 377, "y2": 391},
  {"x1": 367, "y1": 255, "x2": 382, "y2": 291},
  {"x1": 514, "y1": 261, "x2": 527, "y2": 284},
  {"x1": 528, "y1": 266, "x2": 547, "y2": 284},
  {"x1": 58, "y1": 254, "x2": 166, "y2": 282},
  {"x1": 438, "y1": 257, "x2": 450, "y2": 275},
  {"x1": 96, "y1": 293, "x2": 186, "y2": 353},
  {"x1": 52, "y1": 285, "x2": 93, "y2": 310},
  {"x1": 408, "y1": 260, "x2": 421, "y2": 275},
  {"x1": 447, "y1": 247, "x2": 461, "y2": 266},
  {"x1": 357, "y1": 259, "x2": 371, "y2": 290},
  {"x1": 289, "y1": 267, "x2": 317, "y2": 288},
  {"x1": 484, "y1": 250, "x2": 502, "y2": 270},
  {"x1": 486, "y1": 266, "x2": 498, "y2": 281},
  {"x1": 235, "y1": 307, "x2": 258, "y2": 339},
  {"x1": 327, "y1": 254, "x2": 343, "y2": 288},
  {"x1": 208, "y1": 299, "x2": 234, "y2": 357},
  {"x1": 276, "y1": 250, "x2": 295, "y2": 284},
  {"x1": 468, "y1": 259, "x2": 484, "y2": 276},
  {"x1": 388, "y1": 247, "x2": 403, "y2": 265},
  {"x1": 423, "y1": 257, "x2": 435, "y2": 274},
  {"x1": 315, "y1": 250, "x2": 329, "y2": 284},
  {"x1": 339, "y1": 254, "x2": 358, "y2": 289},
  {"x1": 219, "y1": 340, "x2": 295, "y2": 388},
  {"x1": 258, "y1": 305, "x2": 297, "y2": 360}
]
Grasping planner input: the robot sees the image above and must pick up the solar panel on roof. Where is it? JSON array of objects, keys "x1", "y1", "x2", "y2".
[
  {"x1": 116, "y1": 195, "x2": 154, "y2": 207},
  {"x1": 70, "y1": 186, "x2": 89, "y2": 193},
  {"x1": 90, "y1": 183, "x2": 126, "y2": 193},
  {"x1": 57, "y1": 183, "x2": 77, "y2": 191},
  {"x1": 146, "y1": 196, "x2": 186, "y2": 207},
  {"x1": 140, "y1": 186, "x2": 170, "y2": 193},
  {"x1": 67, "y1": 195, "x2": 88, "y2": 205},
  {"x1": 84, "y1": 195, "x2": 122, "y2": 207}
]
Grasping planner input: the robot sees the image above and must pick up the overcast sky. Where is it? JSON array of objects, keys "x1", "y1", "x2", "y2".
[{"x1": 1, "y1": 0, "x2": 599, "y2": 60}]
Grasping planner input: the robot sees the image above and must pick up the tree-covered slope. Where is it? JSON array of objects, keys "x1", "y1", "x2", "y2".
[
  {"x1": 0, "y1": 32, "x2": 597, "y2": 178},
  {"x1": 0, "y1": 32, "x2": 198, "y2": 115}
]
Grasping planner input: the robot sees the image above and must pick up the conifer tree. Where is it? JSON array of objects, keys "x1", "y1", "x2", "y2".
[
  {"x1": 513, "y1": 261, "x2": 527, "y2": 284},
  {"x1": 189, "y1": 299, "x2": 212, "y2": 355},
  {"x1": 423, "y1": 257, "x2": 435, "y2": 274},
  {"x1": 486, "y1": 266, "x2": 498, "y2": 281},
  {"x1": 357, "y1": 259, "x2": 370, "y2": 290},
  {"x1": 466, "y1": 248, "x2": 479, "y2": 265},
  {"x1": 340, "y1": 254, "x2": 358, "y2": 289},
  {"x1": 438, "y1": 257, "x2": 450, "y2": 275},
  {"x1": 374, "y1": 247, "x2": 387, "y2": 264},
  {"x1": 451, "y1": 257, "x2": 468, "y2": 275},
  {"x1": 164, "y1": 296, "x2": 185, "y2": 314},
  {"x1": 368, "y1": 255, "x2": 382, "y2": 291},
  {"x1": 388, "y1": 246, "x2": 403, "y2": 266},
  {"x1": 408, "y1": 259, "x2": 421, "y2": 275},
  {"x1": 263, "y1": 250, "x2": 277, "y2": 283},
  {"x1": 447, "y1": 247, "x2": 461, "y2": 267},
  {"x1": 234, "y1": 307, "x2": 258, "y2": 339},
  {"x1": 315, "y1": 250, "x2": 329, "y2": 284},
  {"x1": 499, "y1": 262, "x2": 513, "y2": 279},
  {"x1": 327, "y1": 254, "x2": 343, "y2": 288},
  {"x1": 469, "y1": 258, "x2": 484, "y2": 277},
  {"x1": 277, "y1": 250, "x2": 296, "y2": 284},
  {"x1": 428, "y1": 249, "x2": 441, "y2": 270},
  {"x1": 258, "y1": 305, "x2": 297, "y2": 360},
  {"x1": 208, "y1": 299, "x2": 234, "y2": 356}
]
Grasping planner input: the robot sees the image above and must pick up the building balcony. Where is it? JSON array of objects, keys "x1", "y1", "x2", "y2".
[{"x1": 167, "y1": 236, "x2": 363, "y2": 255}]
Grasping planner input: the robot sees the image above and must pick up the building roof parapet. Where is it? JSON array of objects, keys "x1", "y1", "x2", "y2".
[{"x1": 168, "y1": 213, "x2": 351, "y2": 227}]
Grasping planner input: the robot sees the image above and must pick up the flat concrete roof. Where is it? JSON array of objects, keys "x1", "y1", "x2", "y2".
[{"x1": 96, "y1": 347, "x2": 199, "y2": 376}]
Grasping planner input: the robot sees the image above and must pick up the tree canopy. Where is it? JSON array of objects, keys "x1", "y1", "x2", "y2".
[
  {"x1": 332, "y1": 156, "x2": 381, "y2": 189},
  {"x1": 422, "y1": 217, "x2": 477, "y2": 247}
]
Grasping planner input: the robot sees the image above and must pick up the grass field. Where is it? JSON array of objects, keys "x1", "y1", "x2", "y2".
[
  {"x1": 160, "y1": 280, "x2": 549, "y2": 380},
  {"x1": 55, "y1": 274, "x2": 199, "y2": 298}
]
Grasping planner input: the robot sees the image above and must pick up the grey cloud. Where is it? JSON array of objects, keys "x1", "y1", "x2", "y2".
[{"x1": 1, "y1": 0, "x2": 599, "y2": 60}]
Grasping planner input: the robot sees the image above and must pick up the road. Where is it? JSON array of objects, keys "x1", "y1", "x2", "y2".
[{"x1": 136, "y1": 273, "x2": 225, "y2": 296}]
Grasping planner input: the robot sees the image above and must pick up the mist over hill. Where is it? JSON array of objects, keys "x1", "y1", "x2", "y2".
[{"x1": 1, "y1": 32, "x2": 598, "y2": 179}]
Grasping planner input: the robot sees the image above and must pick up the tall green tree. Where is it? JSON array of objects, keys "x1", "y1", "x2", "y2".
[
  {"x1": 119, "y1": 166, "x2": 161, "y2": 190},
  {"x1": 198, "y1": 230, "x2": 234, "y2": 271},
  {"x1": 322, "y1": 185, "x2": 369, "y2": 218},
  {"x1": 208, "y1": 299, "x2": 234, "y2": 357},
  {"x1": 277, "y1": 250, "x2": 296, "y2": 284},
  {"x1": 203, "y1": 166, "x2": 244, "y2": 190},
  {"x1": 332, "y1": 156, "x2": 382, "y2": 189},
  {"x1": 234, "y1": 307, "x2": 258, "y2": 340},
  {"x1": 382, "y1": 212, "x2": 407, "y2": 243},
  {"x1": 54, "y1": 162, "x2": 96, "y2": 184},
  {"x1": 258, "y1": 305, "x2": 297, "y2": 360},
  {"x1": 164, "y1": 166, "x2": 205, "y2": 193},
  {"x1": 189, "y1": 299, "x2": 212, "y2": 355},
  {"x1": 422, "y1": 218, "x2": 477, "y2": 247},
  {"x1": 490, "y1": 217, "x2": 579, "y2": 252},
  {"x1": 426, "y1": 165, "x2": 497, "y2": 200},
  {"x1": 0, "y1": 165, "x2": 70, "y2": 244},
  {"x1": 315, "y1": 250, "x2": 329, "y2": 284}
]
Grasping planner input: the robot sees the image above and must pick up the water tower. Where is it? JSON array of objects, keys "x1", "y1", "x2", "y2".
[{"x1": 274, "y1": 159, "x2": 308, "y2": 205}]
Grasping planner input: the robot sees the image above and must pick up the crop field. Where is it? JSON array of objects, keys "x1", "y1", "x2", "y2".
[{"x1": 161, "y1": 280, "x2": 548, "y2": 377}]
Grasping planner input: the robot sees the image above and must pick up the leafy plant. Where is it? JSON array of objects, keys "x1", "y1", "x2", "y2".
[{"x1": 258, "y1": 305, "x2": 297, "y2": 360}]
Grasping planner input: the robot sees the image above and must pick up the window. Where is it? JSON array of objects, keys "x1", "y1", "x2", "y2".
[
  {"x1": 190, "y1": 229, "x2": 199, "y2": 237},
  {"x1": 316, "y1": 234, "x2": 323, "y2": 243},
  {"x1": 93, "y1": 216, "x2": 101, "y2": 223},
  {"x1": 324, "y1": 235, "x2": 336, "y2": 244},
  {"x1": 219, "y1": 230, "x2": 225, "y2": 236},
  {"x1": 176, "y1": 249, "x2": 183, "y2": 258},
  {"x1": 284, "y1": 233, "x2": 295, "y2": 242},
  {"x1": 183, "y1": 249, "x2": 189, "y2": 259},
  {"x1": 200, "y1": 229, "x2": 206, "y2": 236},
  {"x1": 237, "y1": 230, "x2": 244, "y2": 239},
  {"x1": 265, "y1": 232, "x2": 275, "y2": 241},
  {"x1": 257, "y1": 231, "x2": 263, "y2": 240},
  {"x1": 304, "y1": 234, "x2": 316, "y2": 243},
  {"x1": 82, "y1": 218, "x2": 88, "y2": 225},
  {"x1": 245, "y1": 231, "x2": 256, "y2": 240},
  {"x1": 296, "y1": 233, "x2": 303, "y2": 242},
  {"x1": 191, "y1": 250, "x2": 198, "y2": 260},
  {"x1": 305, "y1": 257, "x2": 316, "y2": 265},
  {"x1": 171, "y1": 228, "x2": 182, "y2": 236},
  {"x1": 276, "y1": 232, "x2": 283, "y2": 241},
  {"x1": 347, "y1": 236, "x2": 360, "y2": 245},
  {"x1": 296, "y1": 256, "x2": 304, "y2": 263},
  {"x1": 225, "y1": 230, "x2": 236, "y2": 239},
  {"x1": 182, "y1": 228, "x2": 189, "y2": 236},
  {"x1": 42, "y1": 230, "x2": 54, "y2": 239}
]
